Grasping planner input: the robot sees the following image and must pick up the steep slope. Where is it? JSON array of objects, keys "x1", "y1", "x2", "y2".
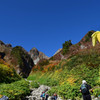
[
  {"x1": 11, "y1": 46, "x2": 34, "y2": 77},
  {"x1": 28, "y1": 30, "x2": 100, "y2": 99},
  {"x1": 28, "y1": 44, "x2": 100, "y2": 100},
  {"x1": 51, "y1": 30, "x2": 95, "y2": 60},
  {"x1": 0, "y1": 40, "x2": 34, "y2": 77}
]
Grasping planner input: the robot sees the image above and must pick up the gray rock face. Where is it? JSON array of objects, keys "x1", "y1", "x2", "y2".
[
  {"x1": 29, "y1": 48, "x2": 39, "y2": 59},
  {"x1": 26, "y1": 85, "x2": 50, "y2": 100},
  {"x1": 53, "y1": 48, "x2": 62, "y2": 56},
  {"x1": 39, "y1": 52, "x2": 49, "y2": 59},
  {"x1": 29, "y1": 48, "x2": 49, "y2": 65},
  {"x1": 80, "y1": 45, "x2": 87, "y2": 49},
  {"x1": 26, "y1": 85, "x2": 63, "y2": 100}
]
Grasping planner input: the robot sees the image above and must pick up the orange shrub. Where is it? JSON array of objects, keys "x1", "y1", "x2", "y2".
[{"x1": 32, "y1": 62, "x2": 59, "y2": 73}]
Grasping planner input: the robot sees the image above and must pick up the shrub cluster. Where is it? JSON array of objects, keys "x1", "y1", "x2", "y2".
[
  {"x1": 30, "y1": 81, "x2": 39, "y2": 88},
  {"x1": 38, "y1": 59, "x2": 49, "y2": 66},
  {"x1": 11, "y1": 46, "x2": 25, "y2": 66},
  {"x1": 0, "y1": 79, "x2": 30, "y2": 100},
  {"x1": 0, "y1": 63, "x2": 21, "y2": 83},
  {"x1": 85, "y1": 31, "x2": 93, "y2": 42},
  {"x1": 62, "y1": 40, "x2": 72, "y2": 55}
]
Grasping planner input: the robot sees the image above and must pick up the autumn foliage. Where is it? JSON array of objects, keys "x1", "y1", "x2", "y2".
[
  {"x1": 0, "y1": 58, "x2": 21, "y2": 83},
  {"x1": 31, "y1": 60, "x2": 59, "y2": 73}
]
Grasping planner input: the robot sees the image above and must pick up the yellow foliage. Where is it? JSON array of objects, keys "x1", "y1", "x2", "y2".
[
  {"x1": 91, "y1": 31, "x2": 100, "y2": 46},
  {"x1": 60, "y1": 81, "x2": 65, "y2": 85},
  {"x1": 11, "y1": 73, "x2": 14, "y2": 76},
  {"x1": 54, "y1": 69, "x2": 62, "y2": 76},
  {"x1": 0, "y1": 95, "x2": 3, "y2": 98},
  {"x1": 0, "y1": 63, "x2": 15, "y2": 77},
  {"x1": 43, "y1": 62, "x2": 59, "y2": 72},
  {"x1": 14, "y1": 93, "x2": 18, "y2": 96},
  {"x1": 66, "y1": 76, "x2": 76, "y2": 85},
  {"x1": 58, "y1": 69, "x2": 62, "y2": 72},
  {"x1": 55, "y1": 70, "x2": 58, "y2": 73},
  {"x1": 39, "y1": 73, "x2": 45, "y2": 78},
  {"x1": 0, "y1": 64, "x2": 11, "y2": 71},
  {"x1": 8, "y1": 90, "x2": 13, "y2": 93}
]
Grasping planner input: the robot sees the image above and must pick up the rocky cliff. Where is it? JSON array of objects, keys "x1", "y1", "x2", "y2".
[
  {"x1": 0, "y1": 41, "x2": 34, "y2": 78},
  {"x1": 29, "y1": 48, "x2": 49, "y2": 65}
]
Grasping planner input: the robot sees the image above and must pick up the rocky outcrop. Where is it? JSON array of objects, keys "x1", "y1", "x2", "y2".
[
  {"x1": 29, "y1": 48, "x2": 49, "y2": 65},
  {"x1": 53, "y1": 48, "x2": 62, "y2": 56},
  {"x1": 26, "y1": 84, "x2": 62, "y2": 100},
  {"x1": 0, "y1": 40, "x2": 34, "y2": 78},
  {"x1": 39, "y1": 52, "x2": 49, "y2": 59}
]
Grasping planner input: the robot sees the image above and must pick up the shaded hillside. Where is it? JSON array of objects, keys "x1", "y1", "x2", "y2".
[
  {"x1": 0, "y1": 41, "x2": 34, "y2": 77},
  {"x1": 11, "y1": 46, "x2": 34, "y2": 77}
]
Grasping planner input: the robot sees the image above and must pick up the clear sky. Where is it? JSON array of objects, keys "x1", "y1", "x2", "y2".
[{"x1": 0, "y1": 0, "x2": 100, "y2": 57}]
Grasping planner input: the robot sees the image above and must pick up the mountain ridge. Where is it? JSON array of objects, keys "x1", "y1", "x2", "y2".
[
  {"x1": 51, "y1": 30, "x2": 95, "y2": 60},
  {"x1": 0, "y1": 41, "x2": 49, "y2": 77},
  {"x1": 0, "y1": 30, "x2": 97, "y2": 77}
]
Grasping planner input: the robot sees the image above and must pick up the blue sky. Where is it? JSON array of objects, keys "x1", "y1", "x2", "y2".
[{"x1": 0, "y1": 0, "x2": 100, "y2": 57}]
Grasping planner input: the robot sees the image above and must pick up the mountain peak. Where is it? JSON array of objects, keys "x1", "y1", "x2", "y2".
[{"x1": 29, "y1": 48, "x2": 49, "y2": 65}]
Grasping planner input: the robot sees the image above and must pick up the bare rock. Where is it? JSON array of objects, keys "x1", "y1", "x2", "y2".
[{"x1": 29, "y1": 48, "x2": 49, "y2": 65}]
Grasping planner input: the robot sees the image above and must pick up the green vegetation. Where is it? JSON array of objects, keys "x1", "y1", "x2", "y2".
[
  {"x1": 0, "y1": 59, "x2": 30, "y2": 99},
  {"x1": 78, "y1": 42, "x2": 81, "y2": 46},
  {"x1": 62, "y1": 40, "x2": 72, "y2": 55},
  {"x1": 85, "y1": 31, "x2": 93, "y2": 42},
  {"x1": 11, "y1": 46, "x2": 25, "y2": 66},
  {"x1": 38, "y1": 59, "x2": 49, "y2": 66},
  {"x1": 0, "y1": 63, "x2": 21, "y2": 83},
  {"x1": 0, "y1": 79, "x2": 30, "y2": 100},
  {"x1": 30, "y1": 81, "x2": 40, "y2": 88},
  {"x1": 93, "y1": 87, "x2": 100, "y2": 97},
  {"x1": 0, "y1": 34, "x2": 100, "y2": 99},
  {"x1": 28, "y1": 48, "x2": 100, "y2": 99}
]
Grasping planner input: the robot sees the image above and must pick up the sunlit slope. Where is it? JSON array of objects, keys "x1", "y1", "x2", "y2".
[{"x1": 28, "y1": 47, "x2": 100, "y2": 99}]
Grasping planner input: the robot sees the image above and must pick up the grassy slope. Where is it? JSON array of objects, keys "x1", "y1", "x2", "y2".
[
  {"x1": 0, "y1": 79, "x2": 30, "y2": 100},
  {"x1": 28, "y1": 48, "x2": 100, "y2": 99},
  {"x1": 0, "y1": 59, "x2": 30, "y2": 100}
]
